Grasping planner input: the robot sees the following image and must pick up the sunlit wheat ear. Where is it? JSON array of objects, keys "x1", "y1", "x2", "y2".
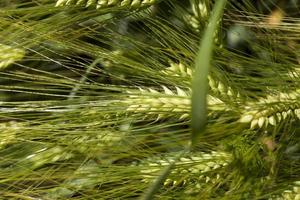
[
  {"x1": 287, "y1": 67, "x2": 300, "y2": 79},
  {"x1": 280, "y1": 183, "x2": 300, "y2": 200},
  {"x1": 55, "y1": 0, "x2": 158, "y2": 9},
  {"x1": 62, "y1": 129, "x2": 127, "y2": 154},
  {"x1": 125, "y1": 85, "x2": 226, "y2": 120},
  {"x1": 186, "y1": 1, "x2": 222, "y2": 46},
  {"x1": 1, "y1": 142, "x2": 74, "y2": 176},
  {"x1": 269, "y1": 181, "x2": 300, "y2": 200},
  {"x1": 182, "y1": 1, "x2": 209, "y2": 32},
  {"x1": 0, "y1": 44, "x2": 24, "y2": 70},
  {"x1": 191, "y1": 0, "x2": 209, "y2": 19},
  {"x1": 0, "y1": 121, "x2": 24, "y2": 150},
  {"x1": 239, "y1": 90, "x2": 300, "y2": 129},
  {"x1": 163, "y1": 61, "x2": 239, "y2": 97},
  {"x1": 125, "y1": 86, "x2": 191, "y2": 120},
  {"x1": 137, "y1": 151, "x2": 230, "y2": 190}
]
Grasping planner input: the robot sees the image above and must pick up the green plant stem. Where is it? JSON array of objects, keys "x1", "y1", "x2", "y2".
[{"x1": 191, "y1": 0, "x2": 227, "y2": 146}]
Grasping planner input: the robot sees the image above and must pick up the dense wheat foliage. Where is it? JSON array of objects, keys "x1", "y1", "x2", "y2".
[{"x1": 0, "y1": 0, "x2": 300, "y2": 199}]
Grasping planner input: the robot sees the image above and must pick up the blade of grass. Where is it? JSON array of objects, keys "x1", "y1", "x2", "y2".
[{"x1": 191, "y1": 0, "x2": 227, "y2": 146}]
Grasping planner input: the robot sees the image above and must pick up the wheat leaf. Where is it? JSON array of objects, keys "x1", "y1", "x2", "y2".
[{"x1": 191, "y1": 0, "x2": 227, "y2": 145}]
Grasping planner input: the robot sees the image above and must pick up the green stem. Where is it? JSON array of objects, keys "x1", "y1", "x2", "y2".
[{"x1": 191, "y1": 0, "x2": 227, "y2": 146}]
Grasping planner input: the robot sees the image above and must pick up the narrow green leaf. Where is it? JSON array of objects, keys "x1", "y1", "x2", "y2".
[{"x1": 191, "y1": 0, "x2": 227, "y2": 145}]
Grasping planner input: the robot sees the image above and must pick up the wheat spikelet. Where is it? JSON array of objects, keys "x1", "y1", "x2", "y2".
[
  {"x1": 163, "y1": 61, "x2": 239, "y2": 97},
  {"x1": 0, "y1": 121, "x2": 24, "y2": 150},
  {"x1": 126, "y1": 85, "x2": 226, "y2": 120},
  {"x1": 287, "y1": 67, "x2": 300, "y2": 80},
  {"x1": 269, "y1": 181, "x2": 300, "y2": 200},
  {"x1": 280, "y1": 184, "x2": 300, "y2": 200},
  {"x1": 125, "y1": 86, "x2": 190, "y2": 119},
  {"x1": 0, "y1": 44, "x2": 24, "y2": 70},
  {"x1": 239, "y1": 90, "x2": 300, "y2": 129},
  {"x1": 182, "y1": 1, "x2": 209, "y2": 33},
  {"x1": 55, "y1": 0, "x2": 158, "y2": 9},
  {"x1": 137, "y1": 151, "x2": 230, "y2": 191}
]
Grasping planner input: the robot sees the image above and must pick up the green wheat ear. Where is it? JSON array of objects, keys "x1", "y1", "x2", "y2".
[
  {"x1": 0, "y1": 121, "x2": 23, "y2": 150},
  {"x1": 55, "y1": 0, "x2": 158, "y2": 9},
  {"x1": 239, "y1": 90, "x2": 300, "y2": 129},
  {"x1": 1, "y1": 0, "x2": 300, "y2": 199},
  {"x1": 138, "y1": 151, "x2": 231, "y2": 185},
  {"x1": 0, "y1": 44, "x2": 24, "y2": 70},
  {"x1": 163, "y1": 61, "x2": 239, "y2": 97},
  {"x1": 270, "y1": 181, "x2": 300, "y2": 200}
]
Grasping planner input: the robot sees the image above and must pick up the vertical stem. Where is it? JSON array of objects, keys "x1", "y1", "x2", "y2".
[{"x1": 191, "y1": 0, "x2": 227, "y2": 145}]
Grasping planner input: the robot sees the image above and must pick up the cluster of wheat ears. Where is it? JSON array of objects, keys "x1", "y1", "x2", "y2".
[{"x1": 0, "y1": 0, "x2": 299, "y2": 199}]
